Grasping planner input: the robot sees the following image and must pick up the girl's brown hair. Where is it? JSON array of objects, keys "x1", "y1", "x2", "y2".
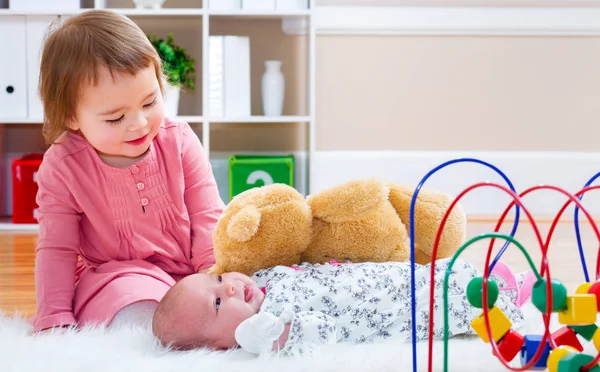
[{"x1": 39, "y1": 10, "x2": 166, "y2": 145}]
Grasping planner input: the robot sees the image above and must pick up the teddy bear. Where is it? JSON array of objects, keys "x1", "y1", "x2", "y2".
[{"x1": 209, "y1": 178, "x2": 467, "y2": 276}]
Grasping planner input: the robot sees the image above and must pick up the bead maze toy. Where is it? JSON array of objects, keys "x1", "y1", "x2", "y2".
[{"x1": 408, "y1": 158, "x2": 600, "y2": 372}]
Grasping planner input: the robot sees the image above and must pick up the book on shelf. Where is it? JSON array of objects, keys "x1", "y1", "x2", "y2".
[{"x1": 209, "y1": 36, "x2": 251, "y2": 118}]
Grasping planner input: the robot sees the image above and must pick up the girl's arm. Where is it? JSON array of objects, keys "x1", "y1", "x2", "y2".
[
  {"x1": 33, "y1": 159, "x2": 81, "y2": 333},
  {"x1": 179, "y1": 122, "x2": 225, "y2": 272}
]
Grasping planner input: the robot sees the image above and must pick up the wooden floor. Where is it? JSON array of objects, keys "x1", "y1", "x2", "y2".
[
  {"x1": 0, "y1": 232, "x2": 37, "y2": 317},
  {"x1": 1, "y1": 219, "x2": 599, "y2": 318}
]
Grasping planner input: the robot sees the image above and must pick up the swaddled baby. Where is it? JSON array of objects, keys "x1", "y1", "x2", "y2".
[{"x1": 152, "y1": 259, "x2": 525, "y2": 356}]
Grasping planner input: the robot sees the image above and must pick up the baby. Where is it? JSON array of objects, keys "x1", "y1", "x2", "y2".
[{"x1": 152, "y1": 259, "x2": 526, "y2": 356}]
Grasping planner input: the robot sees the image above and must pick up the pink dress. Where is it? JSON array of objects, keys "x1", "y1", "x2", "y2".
[{"x1": 32, "y1": 118, "x2": 225, "y2": 332}]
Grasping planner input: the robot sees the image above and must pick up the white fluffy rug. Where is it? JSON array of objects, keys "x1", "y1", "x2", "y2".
[{"x1": 0, "y1": 304, "x2": 593, "y2": 372}]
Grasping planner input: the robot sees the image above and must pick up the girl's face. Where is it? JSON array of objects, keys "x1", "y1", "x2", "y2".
[{"x1": 72, "y1": 65, "x2": 164, "y2": 167}]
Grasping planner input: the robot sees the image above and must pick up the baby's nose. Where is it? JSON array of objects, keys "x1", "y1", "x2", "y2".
[{"x1": 226, "y1": 283, "x2": 235, "y2": 296}]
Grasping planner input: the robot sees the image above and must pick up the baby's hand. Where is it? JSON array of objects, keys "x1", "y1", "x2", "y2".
[
  {"x1": 272, "y1": 323, "x2": 291, "y2": 351},
  {"x1": 235, "y1": 312, "x2": 288, "y2": 354}
]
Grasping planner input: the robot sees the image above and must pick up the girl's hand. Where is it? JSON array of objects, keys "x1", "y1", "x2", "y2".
[
  {"x1": 197, "y1": 267, "x2": 210, "y2": 274},
  {"x1": 36, "y1": 325, "x2": 73, "y2": 335}
]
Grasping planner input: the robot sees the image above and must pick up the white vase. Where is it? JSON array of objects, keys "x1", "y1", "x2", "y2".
[
  {"x1": 163, "y1": 85, "x2": 180, "y2": 118},
  {"x1": 261, "y1": 60, "x2": 285, "y2": 117}
]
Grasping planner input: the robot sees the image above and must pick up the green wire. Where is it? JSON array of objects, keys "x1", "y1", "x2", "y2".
[{"x1": 443, "y1": 232, "x2": 543, "y2": 371}]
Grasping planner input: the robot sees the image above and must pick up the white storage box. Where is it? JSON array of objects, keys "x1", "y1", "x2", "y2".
[
  {"x1": 276, "y1": 0, "x2": 308, "y2": 10},
  {"x1": 0, "y1": 125, "x2": 4, "y2": 216},
  {"x1": 26, "y1": 16, "x2": 56, "y2": 120},
  {"x1": 242, "y1": 0, "x2": 274, "y2": 11},
  {"x1": 208, "y1": 0, "x2": 241, "y2": 10},
  {"x1": 0, "y1": 16, "x2": 27, "y2": 119},
  {"x1": 9, "y1": 0, "x2": 81, "y2": 11}
]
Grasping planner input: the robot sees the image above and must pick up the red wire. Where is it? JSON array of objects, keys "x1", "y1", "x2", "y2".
[
  {"x1": 543, "y1": 185, "x2": 600, "y2": 371},
  {"x1": 426, "y1": 182, "x2": 545, "y2": 372},
  {"x1": 483, "y1": 185, "x2": 600, "y2": 371},
  {"x1": 542, "y1": 185, "x2": 600, "y2": 278},
  {"x1": 426, "y1": 183, "x2": 600, "y2": 372}
]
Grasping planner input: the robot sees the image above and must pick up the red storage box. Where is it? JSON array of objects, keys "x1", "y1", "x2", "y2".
[{"x1": 12, "y1": 154, "x2": 44, "y2": 224}]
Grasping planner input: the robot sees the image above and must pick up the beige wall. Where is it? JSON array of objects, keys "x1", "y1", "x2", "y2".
[{"x1": 316, "y1": 35, "x2": 600, "y2": 152}]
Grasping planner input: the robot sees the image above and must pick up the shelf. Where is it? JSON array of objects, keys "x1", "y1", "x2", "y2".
[
  {"x1": 0, "y1": 117, "x2": 43, "y2": 124},
  {"x1": 0, "y1": 221, "x2": 39, "y2": 232},
  {"x1": 208, "y1": 9, "x2": 311, "y2": 20},
  {"x1": 107, "y1": 8, "x2": 205, "y2": 16},
  {"x1": 0, "y1": 3, "x2": 315, "y2": 217},
  {"x1": 0, "y1": 8, "x2": 312, "y2": 18},
  {"x1": 0, "y1": 9, "x2": 86, "y2": 16},
  {"x1": 0, "y1": 116, "x2": 204, "y2": 124},
  {"x1": 0, "y1": 8, "x2": 205, "y2": 16},
  {"x1": 176, "y1": 115, "x2": 204, "y2": 123},
  {"x1": 208, "y1": 116, "x2": 310, "y2": 123}
]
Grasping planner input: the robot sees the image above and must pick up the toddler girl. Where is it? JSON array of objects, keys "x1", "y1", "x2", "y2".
[
  {"x1": 32, "y1": 9, "x2": 224, "y2": 333},
  {"x1": 151, "y1": 259, "x2": 526, "y2": 356}
]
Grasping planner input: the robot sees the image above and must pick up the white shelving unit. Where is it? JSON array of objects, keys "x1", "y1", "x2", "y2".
[{"x1": 0, "y1": 0, "x2": 316, "y2": 231}]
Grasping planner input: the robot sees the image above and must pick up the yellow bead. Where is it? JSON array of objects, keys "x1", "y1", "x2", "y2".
[
  {"x1": 470, "y1": 306, "x2": 512, "y2": 343},
  {"x1": 547, "y1": 345, "x2": 578, "y2": 372},
  {"x1": 592, "y1": 327, "x2": 600, "y2": 351},
  {"x1": 576, "y1": 282, "x2": 592, "y2": 294},
  {"x1": 558, "y1": 295, "x2": 598, "y2": 326}
]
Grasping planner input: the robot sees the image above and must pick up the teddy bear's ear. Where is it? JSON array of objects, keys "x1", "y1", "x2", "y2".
[{"x1": 227, "y1": 204, "x2": 262, "y2": 243}]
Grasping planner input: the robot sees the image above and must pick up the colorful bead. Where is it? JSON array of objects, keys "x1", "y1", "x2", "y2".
[
  {"x1": 558, "y1": 294, "x2": 598, "y2": 326},
  {"x1": 470, "y1": 306, "x2": 512, "y2": 343},
  {"x1": 592, "y1": 327, "x2": 600, "y2": 351},
  {"x1": 551, "y1": 326, "x2": 583, "y2": 352},
  {"x1": 557, "y1": 352, "x2": 600, "y2": 372},
  {"x1": 492, "y1": 329, "x2": 524, "y2": 362},
  {"x1": 466, "y1": 276, "x2": 499, "y2": 309},
  {"x1": 576, "y1": 282, "x2": 592, "y2": 294},
  {"x1": 531, "y1": 278, "x2": 568, "y2": 313},
  {"x1": 547, "y1": 345, "x2": 578, "y2": 372},
  {"x1": 519, "y1": 334, "x2": 551, "y2": 369},
  {"x1": 569, "y1": 324, "x2": 598, "y2": 341},
  {"x1": 588, "y1": 281, "x2": 600, "y2": 310}
]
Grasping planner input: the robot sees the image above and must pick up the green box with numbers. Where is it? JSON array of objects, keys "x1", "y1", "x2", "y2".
[{"x1": 228, "y1": 155, "x2": 295, "y2": 201}]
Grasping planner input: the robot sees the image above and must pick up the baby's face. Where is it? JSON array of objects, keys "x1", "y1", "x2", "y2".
[{"x1": 179, "y1": 272, "x2": 265, "y2": 349}]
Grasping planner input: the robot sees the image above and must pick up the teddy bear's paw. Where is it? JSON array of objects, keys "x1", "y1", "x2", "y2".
[
  {"x1": 385, "y1": 182, "x2": 467, "y2": 259},
  {"x1": 307, "y1": 178, "x2": 390, "y2": 223},
  {"x1": 227, "y1": 204, "x2": 262, "y2": 243}
]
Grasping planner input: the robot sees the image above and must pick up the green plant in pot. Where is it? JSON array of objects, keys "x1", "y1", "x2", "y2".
[{"x1": 148, "y1": 33, "x2": 196, "y2": 117}]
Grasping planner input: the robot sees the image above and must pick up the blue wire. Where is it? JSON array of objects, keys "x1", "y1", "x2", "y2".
[
  {"x1": 573, "y1": 172, "x2": 600, "y2": 283},
  {"x1": 409, "y1": 158, "x2": 519, "y2": 372}
]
